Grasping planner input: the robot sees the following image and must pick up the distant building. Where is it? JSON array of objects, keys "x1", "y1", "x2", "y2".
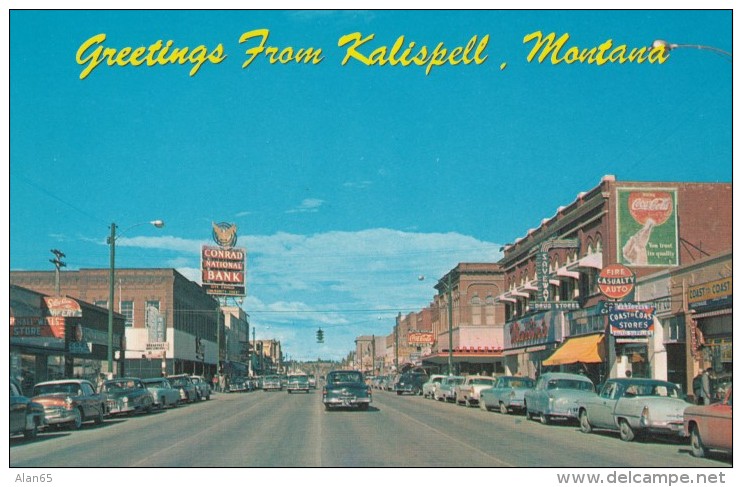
[{"x1": 10, "y1": 268, "x2": 226, "y2": 379}]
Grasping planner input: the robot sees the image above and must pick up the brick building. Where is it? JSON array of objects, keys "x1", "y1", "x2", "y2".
[
  {"x1": 10, "y1": 268, "x2": 234, "y2": 379},
  {"x1": 494, "y1": 176, "x2": 732, "y2": 387},
  {"x1": 422, "y1": 262, "x2": 507, "y2": 375}
]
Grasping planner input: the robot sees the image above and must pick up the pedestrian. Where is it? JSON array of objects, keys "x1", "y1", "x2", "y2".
[
  {"x1": 212, "y1": 374, "x2": 218, "y2": 391},
  {"x1": 700, "y1": 367, "x2": 712, "y2": 405},
  {"x1": 218, "y1": 373, "x2": 226, "y2": 393}
]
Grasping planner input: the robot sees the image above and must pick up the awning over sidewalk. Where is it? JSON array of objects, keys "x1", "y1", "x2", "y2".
[{"x1": 542, "y1": 334, "x2": 604, "y2": 366}]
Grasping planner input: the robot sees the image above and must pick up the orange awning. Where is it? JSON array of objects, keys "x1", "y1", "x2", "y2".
[{"x1": 542, "y1": 334, "x2": 604, "y2": 366}]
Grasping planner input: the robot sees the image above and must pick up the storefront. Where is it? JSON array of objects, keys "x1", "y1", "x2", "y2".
[
  {"x1": 688, "y1": 276, "x2": 732, "y2": 379},
  {"x1": 502, "y1": 310, "x2": 564, "y2": 378},
  {"x1": 10, "y1": 285, "x2": 125, "y2": 391}
]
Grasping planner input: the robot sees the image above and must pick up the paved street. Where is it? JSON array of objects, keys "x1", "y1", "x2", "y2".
[{"x1": 10, "y1": 388, "x2": 732, "y2": 468}]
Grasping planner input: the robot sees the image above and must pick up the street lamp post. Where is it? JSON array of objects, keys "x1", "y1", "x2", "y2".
[{"x1": 107, "y1": 220, "x2": 164, "y2": 377}]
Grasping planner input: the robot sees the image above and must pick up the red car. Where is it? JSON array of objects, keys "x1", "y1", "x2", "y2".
[{"x1": 684, "y1": 386, "x2": 732, "y2": 458}]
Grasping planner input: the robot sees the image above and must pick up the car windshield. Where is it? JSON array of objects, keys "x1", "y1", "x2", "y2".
[
  {"x1": 34, "y1": 383, "x2": 82, "y2": 396},
  {"x1": 504, "y1": 378, "x2": 534, "y2": 388},
  {"x1": 144, "y1": 380, "x2": 168, "y2": 389},
  {"x1": 169, "y1": 377, "x2": 189, "y2": 386},
  {"x1": 290, "y1": 376, "x2": 308, "y2": 382},
  {"x1": 102, "y1": 380, "x2": 142, "y2": 391},
  {"x1": 546, "y1": 379, "x2": 594, "y2": 391},
  {"x1": 329, "y1": 372, "x2": 363, "y2": 383},
  {"x1": 470, "y1": 378, "x2": 495, "y2": 385},
  {"x1": 449, "y1": 378, "x2": 465, "y2": 385}
]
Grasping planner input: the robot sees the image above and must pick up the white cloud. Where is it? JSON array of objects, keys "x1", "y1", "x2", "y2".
[
  {"x1": 115, "y1": 228, "x2": 502, "y2": 361},
  {"x1": 286, "y1": 198, "x2": 324, "y2": 214}
]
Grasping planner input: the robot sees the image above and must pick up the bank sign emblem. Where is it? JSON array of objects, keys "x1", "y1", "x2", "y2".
[{"x1": 212, "y1": 221, "x2": 238, "y2": 248}]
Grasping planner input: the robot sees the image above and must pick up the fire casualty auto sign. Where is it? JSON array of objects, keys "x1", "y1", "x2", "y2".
[
  {"x1": 597, "y1": 263, "x2": 635, "y2": 300},
  {"x1": 201, "y1": 245, "x2": 247, "y2": 296}
]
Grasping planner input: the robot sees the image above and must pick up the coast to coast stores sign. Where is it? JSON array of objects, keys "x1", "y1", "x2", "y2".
[{"x1": 201, "y1": 222, "x2": 246, "y2": 297}]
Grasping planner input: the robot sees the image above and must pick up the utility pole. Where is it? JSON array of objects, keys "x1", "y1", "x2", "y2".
[{"x1": 49, "y1": 249, "x2": 66, "y2": 296}]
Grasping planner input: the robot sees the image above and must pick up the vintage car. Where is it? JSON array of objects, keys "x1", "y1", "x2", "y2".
[
  {"x1": 100, "y1": 378, "x2": 155, "y2": 416},
  {"x1": 10, "y1": 378, "x2": 46, "y2": 439},
  {"x1": 142, "y1": 377, "x2": 181, "y2": 408},
  {"x1": 434, "y1": 375, "x2": 466, "y2": 402},
  {"x1": 229, "y1": 376, "x2": 250, "y2": 393},
  {"x1": 287, "y1": 374, "x2": 311, "y2": 393},
  {"x1": 684, "y1": 386, "x2": 733, "y2": 458},
  {"x1": 455, "y1": 375, "x2": 497, "y2": 407},
  {"x1": 262, "y1": 375, "x2": 283, "y2": 391},
  {"x1": 577, "y1": 378, "x2": 690, "y2": 442},
  {"x1": 394, "y1": 372, "x2": 428, "y2": 395},
  {"x1": 32, "y1": 379, "x2": 106, "y2": 430},
  {"x1": 524, "y1": 372, "x2": 595, "y2": 425},
  {"x1": 422, "y1": 374, "x2": 447, "y2": 399},
  {"x1": 308, "y1": 374, "x2": 317, "y2": 389},
  {"x1": 322, "y1": 370, "x2": 372, "y2": 410},
  {"x1": 167, "y1": 374, "x2": 198, "y2": 403},
  {"x1": 190, "y1": 375, "x2": 212, "y2": 400},
  {"x1": 479, "y1": 376, "x2": 535, "y2": 414}
]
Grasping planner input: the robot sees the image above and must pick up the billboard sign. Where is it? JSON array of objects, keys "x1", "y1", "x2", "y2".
[
  {"x1": 408, "y1": 332, "x2": 435, "y2": 345},
  {"x1": 201, "y1": 245, "x2": 247, "y2": 296},
  {"x1": 616, "y1": 188, "x2": 678, "y2": 267}
]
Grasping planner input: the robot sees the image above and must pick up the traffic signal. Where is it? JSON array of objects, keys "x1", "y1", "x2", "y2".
[{"x1": 316, "y1": 328, "x2": 324, "y2": 343}]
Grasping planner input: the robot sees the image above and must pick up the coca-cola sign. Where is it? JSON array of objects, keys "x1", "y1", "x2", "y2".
[
  {"x1": 628, "y1": 191, "x2": 674, "y2": 226},
  {"x1": 617, "y1": 188, "x2": 678, "y2": 267}
]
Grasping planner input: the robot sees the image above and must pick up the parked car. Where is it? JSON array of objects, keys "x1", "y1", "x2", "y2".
[
  {"x1": 142, "y1": 377, "x2": 181, "y2": 408},
  {"x1": 190, "y1": 375, "x2": 211, "y2": 400},
  {"x1": 100, "y1": 378, "x2": 155, "y2": 416},
  {"x1": 167, "y1": 374, "x2": 198, "y2": 403},
  {"x1": 32, "y1": 379, "x2": 106, "y2": 430},
  {"x1": 684, "y1": 386, "x2": 733, "y2": 458},
  {"x1": 262, "y1": 375, "x2": 283, "y2": 391},
  {"x1": 323, "y1": 370, "x2": 372, "y2": 410},
  {"x1": 422, "y1": 374, "x2": 446, "y2": 399},
  {"x1": 434, "y1": 375, "x2": 466, "y2": 402},
  {"x1": 287, "y1": 374, "x2": 311, "y2": 393},
  {"x1": 455, "y1": 375, "x2": 497, "y2": 407},
  {"x1": 394, "y1": 372, "x2": 428, "y2": 395},
  {"x1": 480, "y1": 375, "x2": 534, "y2": 414},
  {"x1": 524, "y1": 372, "x2": 595, "y2": 425},
  {"x1": 308, "y1": 374, "x2": 317, "y2": 389},
  {"x1": 577, "y1": 378, "x2": 690, "y2": 442},
  {"x1": 10, "y1": 378, "x2": 46, "y2": 439},
  {"x1": 229, "y1": 376, "x2": 250, "y2": 393}
]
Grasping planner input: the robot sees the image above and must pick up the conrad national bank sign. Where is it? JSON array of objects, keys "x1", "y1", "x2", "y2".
[{"x1": 201, "y1": 222, "x2": 247, "y2": 297}]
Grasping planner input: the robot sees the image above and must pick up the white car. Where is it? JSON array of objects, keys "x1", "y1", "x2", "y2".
[
  {"x1": 454, "y1": 376, "x2": 497, "y2": 407},
  {"x1": 422, "y1": 374, "x2": 446, "y2": 399}
]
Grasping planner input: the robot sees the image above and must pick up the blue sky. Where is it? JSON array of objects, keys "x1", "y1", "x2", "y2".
[{"x1": 7, "y1": 10, "x2": 732, "y2": 361}]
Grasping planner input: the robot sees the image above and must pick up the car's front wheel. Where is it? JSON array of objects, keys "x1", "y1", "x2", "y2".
[
  {"x1": 619, "y1": 419, "x2": 635, "y2": 442},
  {"x1": 69, "y1": 407, "x2": 83, "y2": 430},
  {"x1": 23, "y1": 417, "x2": 38, "y2": 439},
  {"x1": 690, "y1": 426, "x2": 707, "y2": 458},
  {"x1": 579, "y1": 410, "x2": 592, "y2": 433}
]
